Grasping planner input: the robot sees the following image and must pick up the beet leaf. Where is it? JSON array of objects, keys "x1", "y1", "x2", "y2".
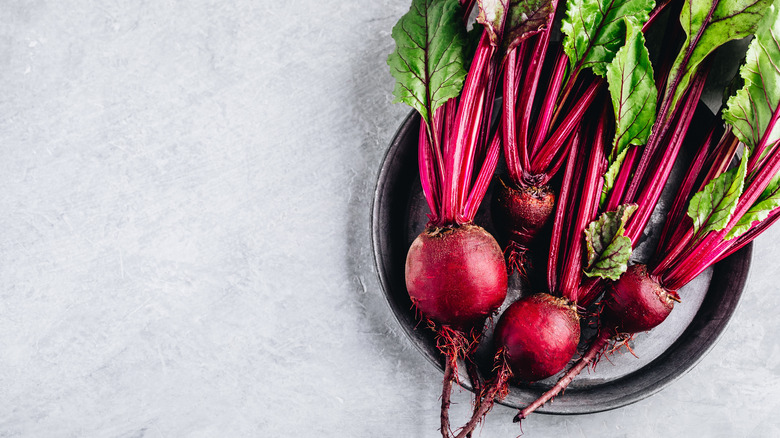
[
  {"x1": 726, "y1": 174, "x2": 780, "y2": 239},
  {"x1": 500, "y1": 0, "x2": 556, "y2": 53},
  {"x1": 602, "y1": 16, "x2": 657, "y2": 202},
  {"x1": 721, "y1": 3, "x2": 780, "y2": 238},
  {"x1": 388, "y1": 0, "x2": 469, "y2": 124},
  {"x1": 722, "y1": 3, "x2": 780, "y2": 155},
  {"x1": 664, "y1": 0, "x2": 771, "y2": 119},
  {"x1": 478, "y1": 0, "x2": 555, "y2": 50},
  {"x1": 687, "y1": 153, "x2": 748, "y2": 237},
  {"x1": 561, "y1": 0, "x2": 654, "y2": 77},
  {"x1": 584, "y1": 204, "x2": 638, "y2": 280}
]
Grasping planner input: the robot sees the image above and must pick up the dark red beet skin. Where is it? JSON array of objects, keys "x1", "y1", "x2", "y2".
[
  {"x1": 604, "y1": 264, "x2": 677, "y2": 334},
  {"x1": 491, "y1": 179, "x2": 555, "y2": 246},
  {"x1": 405, "y1": 224, "x2": 508, "y2": 329},
  {"x1": 494, "y1": 293, "x2": 580, "y2": 382}
]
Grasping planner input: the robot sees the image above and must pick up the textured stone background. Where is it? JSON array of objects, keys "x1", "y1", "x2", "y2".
[{"x1": 1, "y1": 1, "x2": 779, "y2": 437}]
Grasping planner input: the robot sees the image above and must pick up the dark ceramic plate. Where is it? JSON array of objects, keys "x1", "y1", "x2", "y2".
[{"x1": 371, "y1": 110, "x2": 752, "y2": 414}]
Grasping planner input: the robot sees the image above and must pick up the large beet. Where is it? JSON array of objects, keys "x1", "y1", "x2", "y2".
[{"x1": 405, "y1": 224, "x2": 508, "y2": 329}]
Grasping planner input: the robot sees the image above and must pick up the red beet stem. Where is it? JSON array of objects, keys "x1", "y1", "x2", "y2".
[
  {"x1": 531, "y1": 81, "x2": 601, "y2": 175},
  {"x1": 560, "y1": 110, "x2": 607, "y2": 302},
  {"x1": 517, "y1": 32, "x2": 553, "y2": 164},
  {"x1": 548, "y1": 132, "x2": 581, "y2": 293},
  {"x1": 661, "y1": 130, "x2": 780, "y2": 289},
  {"x1": 550, "y1": 132, "x2": 585, "y2": 293},
  {"x1": 651, "y1": 130, "x2": 738, "y2": 275},
  {"x1": 653, "y1": 127, "x2": 715, "y2": 260},
  {"x1": 625, "y1": 57, "x2": 710, "y2": 204},
  {"x1": 464, "y1": 124, "x2": 503, "y2": 220},
  {"x1": 625, "y1": 72, "x2": 705, "y2": 244},
  {"x1": 441, "y1": 32, "x2": 495, "y2": 225},
  {"x1": 420, "y1": 112, "x2": 446, "y2": 224},
  {"x1": 604, "y1": 145, "x2": 640, "y2": 212},
  {"x1": 747, "y1": 107, "x2": 780, "y2": 174},
  {"x1": 717, "y1": 204, "x2": 780, "y2": 261},
  {"x1": 576, "y1": 276, "x2": 605, "y2": 309},
  {"x1": 503, "y1": 48, "x2": 524, "y2": 183},
  {"x1": 530, "y1": 49, "x2": 569, "y2": 154}
]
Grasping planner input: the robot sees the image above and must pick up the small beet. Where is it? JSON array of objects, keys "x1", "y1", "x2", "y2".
[
  {"x1": 604, "y1": 263, "x2": 677, "y2": 334},
  {"x1": 491, "y1": 178, "x2": 555, "y2": 247},
  {"x1": 494, "y1": 293, "x2": 580, "y2": 382},
  {"x1": 405, "y1": 224, "x2": 508, "y2": 329},
  {"x1": 515, "y1": 265, "x2": 679, "y2": 421}
]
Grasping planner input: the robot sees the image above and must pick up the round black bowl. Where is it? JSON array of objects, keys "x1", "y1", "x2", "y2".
[{"x1": 371, "y1": 111, "x2": 752, "y2": 414}]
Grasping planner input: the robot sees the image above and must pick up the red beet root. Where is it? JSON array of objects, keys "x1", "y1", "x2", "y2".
[
  {"x1": 516, "y1": 264, "x2": 678, "y2": 421},
  {"x1": 492, "y1": 179, "x2": 555, "y2": 275},
  {"x1": 604, "y1": 264, "x2": 677, "y2": 334},
  {"x1": 494, "y1": 293, "x2": 580, "y2": 382},
  {"x1": 405, "y1": 224, "x2": 507, "y2": 438},
  {"x1": 406, "y1": 224, "x2": 508, "y2": 329},
  {"x1": 492, "y1": 179, "x2": 556, "y2": 247}
]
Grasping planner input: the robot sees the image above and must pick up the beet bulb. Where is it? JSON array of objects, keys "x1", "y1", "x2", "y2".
[
  {"x1": 515, "y1": 264, "x2": 678, "y2": 421},
  {"x1": 603, "y1": 263, "x2": 677, "y2": 333},
  {"x1": 494, "y1": 293, "x2": 581, "y2": 382},
  {"x1": 491, "y1": 179, "x2": 555, "y2": 275},
  {"x1": 405, "y1": 224, "x2": 508, "y2": 329},
  {"x1": 405, "y1": 223, "x2": 508, "y2": 437}
]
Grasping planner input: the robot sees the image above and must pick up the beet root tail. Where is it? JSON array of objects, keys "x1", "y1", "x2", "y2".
[
  {"x1": 505, "y1": 241, "x2": 531, "y2": 278},
  {"x1": 514, "y1": 329, "x2": 611, "y2": 423},
  {"x1": 453, "y1": 350, "x2": 512, "y2": 438},
  {"x1": 436, "y1": 324, "x2": 480, "y2": 438},
  {"x1": 441, "y1": 358, "x2": 456, "y2": 438}
]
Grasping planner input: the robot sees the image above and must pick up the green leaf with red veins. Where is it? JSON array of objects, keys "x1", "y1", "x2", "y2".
[
  {"x1": 561, "y1": 0, "x2": 654, "y2": 77},
  {"x1": 584, "y1": 204, "x2": 638, "y2": 280},
  {"x1": 723, "y1": 1, "x2": 780, "y2": 154},
  {"x1": 687, "y1": 152, "x2": 748, "y2": 237},
  {"x1": 477, "y1": 0, "x2": 554, "y2": 52},
  {"x1": 726, "y1": 173, "x2": 780, "y2": 239},
  {"x1": 665, "y1": 0, "x2": 771, "y2": 119},
  {"x1": 387, "y1": 0, "x2": 468, "y2": 124},
  {"x1": 607, "y1": 17, "x2": 657, "y2": 161},
  {"x1": 503, "y1": 0, "x2": 555, "y2": 52},
  {"x1": 602, "y1": 17, "x2": 657, "y2": 203}
]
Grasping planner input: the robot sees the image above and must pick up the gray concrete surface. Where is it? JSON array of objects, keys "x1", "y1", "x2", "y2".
[{"x1": 0, "y1": 1, "x2": 778, "y2": 437}]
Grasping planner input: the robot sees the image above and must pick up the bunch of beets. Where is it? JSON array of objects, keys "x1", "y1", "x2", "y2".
[{"x1": 387, "y1": 0, "x2": 780, "y2": 436}]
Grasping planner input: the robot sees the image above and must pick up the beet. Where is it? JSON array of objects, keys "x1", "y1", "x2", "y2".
[
  {"x1": 494, "y1": 293, "x2": 580, "y2": 382},
  {"x1": 405, "y1": 224, "x2": 508, "y2": 437},
  {"x1": 515, "y1": 264, "x2": 679, "y2": 421},
  {"x1": 405, "y1": 224, "x2": 508, "y2": 329},
  {"x1": 492, "y1": 179, "x2": 556, "y2": 248},
  {"x1": 603, "y1": 264, "x2": 677, "y2": 334}
]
